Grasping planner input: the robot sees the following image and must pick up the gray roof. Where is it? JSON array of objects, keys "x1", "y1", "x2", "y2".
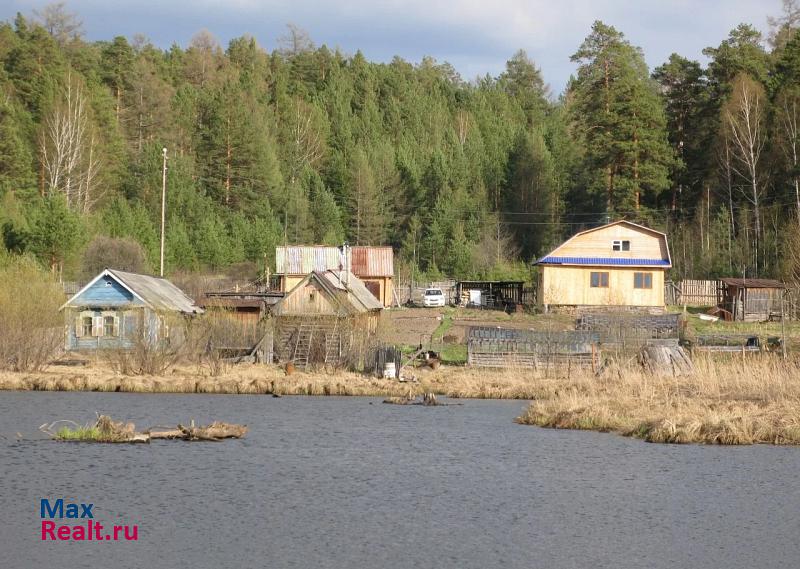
[
  {"x1": 108, "y1": 269, "x2": 203, "y2": 313},
  {"x1": 272, "y1": 270, "x2": 383, "y2": 316},
  {"x1": 321, "y1": 271, "x2": 384, "y2": 312}
]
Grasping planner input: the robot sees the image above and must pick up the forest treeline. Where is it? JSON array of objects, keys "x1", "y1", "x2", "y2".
[{"x1": 1, "y1": 2, "x2": 800, "y2": 284}]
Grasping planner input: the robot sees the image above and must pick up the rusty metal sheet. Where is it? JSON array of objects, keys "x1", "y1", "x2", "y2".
[{"x1": 276, "y1": 246, "x2": 392, "y2": 277}]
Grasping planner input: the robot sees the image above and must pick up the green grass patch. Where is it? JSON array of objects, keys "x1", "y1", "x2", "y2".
[
  {"x1": 432, "y1": 314, "x2": 454, "y2": 341},
  {"x1": 55, "y1": 426, "x2": 102, "y2": 441},
  {"x1": 439, "y1": 344, "x2": 467, "y2": 365}
]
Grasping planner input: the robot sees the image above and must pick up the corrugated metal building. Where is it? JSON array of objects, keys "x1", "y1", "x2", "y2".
[{"x1": 275, "y1": 245, "x2": 394, "y2": 307}]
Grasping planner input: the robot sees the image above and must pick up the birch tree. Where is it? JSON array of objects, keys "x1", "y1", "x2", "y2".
[
  {"x1": 775, "y1": 86, "x2": 800, "y2": 224},
  {"x1": 39, "y1": 72, "x2": 102, "y2": 213},
  {"x1": 723, "y1": 74, "x2": 768, "y2": 267}
]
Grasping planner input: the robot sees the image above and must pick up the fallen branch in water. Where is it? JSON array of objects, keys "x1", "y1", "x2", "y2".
[
  {"x1": 148, "y1": 420, "x2": 248, "y2": 441},
  {"x1": 383, "y1": 392, "x2": 454, "y2": 406},
  {"x1": 41, "y1": 415, "x2": 247, "y2": 443}
]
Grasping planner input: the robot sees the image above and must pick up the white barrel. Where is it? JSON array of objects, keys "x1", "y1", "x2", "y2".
[{"x1": 383, "y1": 362, "x2": 397, "y2": 378}]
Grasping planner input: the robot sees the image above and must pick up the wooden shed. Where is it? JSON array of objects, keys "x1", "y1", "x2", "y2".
[
  {"x1": 276, "y1": 245, "x2": 394, "y2": 307},
  {"x1": 61, "y1": 269, "x2": 203, "y2": 351},
  {"x1": 271, "y1": 270, "x2": 383, "y2": 369},
  {"x1": 719, "y1": 278, "x2": 786, "y2": 322},
  {"x1": 455, "y1": 281, "x2": 524, "y2": 310},
  {"x1": 535, "y1": 221, "x2": 671, "y2": 308}
]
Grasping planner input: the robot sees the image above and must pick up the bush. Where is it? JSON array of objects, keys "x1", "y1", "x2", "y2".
[
  {"x1": 106, "y1": 312, "x2": 189, "y2": 376},
  {"x1": 0, "y1": 254, "x2": 64, "y2": 371},
  {"x1": 82, "y1": 235, "x2": 148, "y2": 278}
]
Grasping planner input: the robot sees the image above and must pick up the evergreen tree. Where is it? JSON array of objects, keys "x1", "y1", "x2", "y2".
[{"x1": 568, "y1": 21, "x2": 674, "y2": 215}]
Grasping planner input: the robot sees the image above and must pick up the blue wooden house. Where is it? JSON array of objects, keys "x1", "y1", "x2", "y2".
[{"x1": 61, "y1": 269, "x2": 203, "y2": 351}]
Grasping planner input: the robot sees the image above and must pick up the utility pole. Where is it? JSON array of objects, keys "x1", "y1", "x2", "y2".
[{"x1": 159, "y1": 147, "x2": 167, "y2": 277}]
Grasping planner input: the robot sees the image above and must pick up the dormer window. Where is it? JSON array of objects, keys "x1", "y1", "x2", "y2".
[{"x1": 612, "y1": 240, "x2": 630, "y2": 252}]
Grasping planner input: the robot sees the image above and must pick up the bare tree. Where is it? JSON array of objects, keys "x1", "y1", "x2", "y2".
[
  {"x1": 285, "y1": 98, "x2": 325, "y2": 185},
  {"x1": 186, "y1": 29, "x2": 221, "y2": 88},
  {"x1": 768, "y1": 0, "x2": 800, "y2": 48},
  {"x1": 40, "y1": 72, "x2": 102, "y2": 212},
  {"x1": 775, "y1": 87, "x2": 800, "y2": 225},
  {"x1": 32, "y1": 2, "x2": 83, "y2": 45},
  {"x1": 724, "y1": 74, "x2": 768, "y2": 268},
  {"x1": 277, "y1": 24, "x2": 314, "y2": 57},
  {"x1": 716, "y1": 133, "x2": 736, "y2": 270},
  {"x1": 455, "y1": 110, "x2": 472, "y2": 147}
]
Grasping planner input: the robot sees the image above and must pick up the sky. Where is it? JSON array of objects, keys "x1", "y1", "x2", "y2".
[{"x1": 1, "y1": 0, "x2": 785, "y2": 94}]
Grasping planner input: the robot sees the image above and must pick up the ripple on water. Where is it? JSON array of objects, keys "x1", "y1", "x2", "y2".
[{"x1": 0, "y1": 392, "x2": 798, "y2": 569}]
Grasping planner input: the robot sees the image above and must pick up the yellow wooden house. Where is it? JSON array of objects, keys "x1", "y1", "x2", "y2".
[{"x1": 535, "y1": 221, "x2": 671, "y2": 308}]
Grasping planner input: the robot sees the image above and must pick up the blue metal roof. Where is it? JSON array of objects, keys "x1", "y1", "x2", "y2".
[{"x1": 536, "y1": 256, "x2": 670, "y2": 266}]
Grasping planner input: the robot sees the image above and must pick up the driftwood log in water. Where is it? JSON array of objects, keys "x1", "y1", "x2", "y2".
[
  {"x1": 42, "y1": 415, "x2": 247, "y2": 443},
  {"x1": 148, "y1": 421, "x2": 248, "y2": 441},
  {"x1": 383, "y1": 393, "x2": 446, "y2": 406},
  {"x1": 96, "y1": 415, "x2": 150, "y2": 443}
]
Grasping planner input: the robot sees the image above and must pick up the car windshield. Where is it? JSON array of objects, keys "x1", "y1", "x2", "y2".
[{"x1": 425, "y1": 289, "x2": 442, "y2": 296}]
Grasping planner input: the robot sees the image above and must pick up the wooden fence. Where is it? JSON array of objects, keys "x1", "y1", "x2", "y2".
[
  {"x1": 576, "y1": 312, "x2": 681, "y2": 346},
  {"x1": 467, "y1": 327, "x2": 600, "y2": 369},
  {"x1": 665, "y1": 279, "x2": 720, "y2": 306}
]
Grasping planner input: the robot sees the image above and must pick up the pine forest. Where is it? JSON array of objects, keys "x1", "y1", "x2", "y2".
[{"x1": 2, "y1": 3, "x2": 800, "y2": 285}]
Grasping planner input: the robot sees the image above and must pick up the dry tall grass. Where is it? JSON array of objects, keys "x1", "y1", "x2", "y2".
[
  {"x1": 516, "y1": 355, "x2": 800, "y2": 445},
  {"x1": 5, "y1": 354, "x2": 800, "y2": 445}
]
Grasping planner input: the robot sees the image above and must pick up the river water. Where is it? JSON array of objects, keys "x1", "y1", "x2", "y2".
[{"x1": 0, "y1": 392, "x2": 798, "y2": 569}]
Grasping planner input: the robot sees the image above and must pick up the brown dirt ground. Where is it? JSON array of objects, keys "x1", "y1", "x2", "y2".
[
  {"x1": 379, "y1": 307, "x2": 446, "y2": 345},
  {"x1": 379, "y1": 307, "x2": 574, "y2": 344}
]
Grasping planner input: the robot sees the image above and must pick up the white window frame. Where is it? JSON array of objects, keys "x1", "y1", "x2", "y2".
[{"x1": 612, "y1": 240, "x2": 631, "y2": 252}]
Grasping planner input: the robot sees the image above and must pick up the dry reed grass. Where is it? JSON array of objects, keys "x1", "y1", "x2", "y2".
[
  {"x1": 515, "y1": 354, "x2": 800, "y2": 445},
  {"x1": 5, "y1": 355, "x2": 800, "y2": 445}
]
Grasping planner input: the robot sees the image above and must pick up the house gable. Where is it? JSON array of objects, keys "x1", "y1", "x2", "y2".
[
  {"x1": 273, "y1": 274, "x2": 344, "y2": 317},
  {"x1": 539, "y1": 221, "x2": 671, "y2": 267},
  {"x1": 68, "y1": 274, "x2": 142, "y2": 308}
]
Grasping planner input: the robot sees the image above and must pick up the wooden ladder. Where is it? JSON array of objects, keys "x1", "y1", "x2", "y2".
[
  {"x1": 323, "y1": 320, "x2": 341, "y2": 367},
  {"x1": 292, "y1": 324, "x2": 314, "y2": 370}
]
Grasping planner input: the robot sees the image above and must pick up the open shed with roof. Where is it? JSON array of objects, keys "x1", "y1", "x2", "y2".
[
  {"x1": 718, "y1": 278, "x2": 786, "y2": 322},
  {"x1": 61, "y1": 268, "x2": 203, "y2": 351},
  {"x1": 535, "y1": 220, "x2": 671, "y2": 308}
]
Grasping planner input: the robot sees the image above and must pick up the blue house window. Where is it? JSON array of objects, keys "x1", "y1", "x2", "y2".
[
  {"x1": 634, "y1": 272, "x2": 653, "y2": 289},
  {"x1": 590, "y1": 272, "x2": 609, "y2": 288}
]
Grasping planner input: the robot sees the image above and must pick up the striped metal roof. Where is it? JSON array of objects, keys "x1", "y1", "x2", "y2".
[
  {"x1": 537, "y1": 257, "x2": 671, "y2": 267},
  {"x1": 276, "y1": 246, "x2": 393, "y2": 277}
]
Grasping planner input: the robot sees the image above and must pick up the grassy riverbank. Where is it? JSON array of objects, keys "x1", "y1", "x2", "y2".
[
  {"x1": 5, "y1": 357, "x2": 800, "y2": 445},
  {"x1": 0, "y1": 361, "x2": 565, "y2": 399},
  {"x1": 516, "y1": 355, "x2": 800, "y2": 445}
]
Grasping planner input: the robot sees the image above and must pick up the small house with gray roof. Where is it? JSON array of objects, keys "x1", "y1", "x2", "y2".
[
  {"x1": 61, "y1": 268, "x2": 203, "y2": 351},
  {"x1": 535, "y1": 221, "x2": 671, "y2": 308}
]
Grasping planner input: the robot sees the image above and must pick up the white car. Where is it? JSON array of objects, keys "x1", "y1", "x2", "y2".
[{"x1": 422, "y1": 288, "x2": 446, "y2": 307}]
